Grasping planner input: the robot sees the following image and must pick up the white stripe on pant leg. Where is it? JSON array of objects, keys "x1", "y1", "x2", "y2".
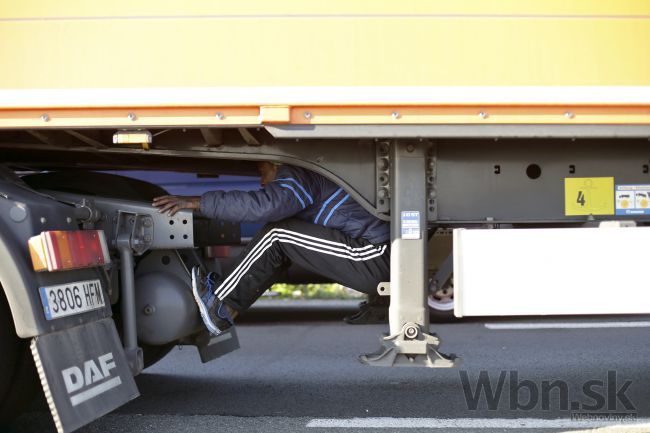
[
  {"x1": 218, "y1": 238, "x2": 386, "y2": 300},
  {"x1": 273, "y1": 228, "x2": 379, "y2": 252},
  {"x1": 214, "y1": 228, "x2": 382, "y2": 298},
  {"x1": 215, "y1": 233, "x2": 385, "y2": 300},
  {"x1": 214, "y1": 230, "x2": 384, "y2": 299},
  {"x1": 215, "y1": 232, "x2": 385, "y2": 300},
  {"x1": 215, "y1": 228, "x2": 378, "y2": 296},
  {"x1": 217, "y1": 234, "x2": 387, "y2": 300}
]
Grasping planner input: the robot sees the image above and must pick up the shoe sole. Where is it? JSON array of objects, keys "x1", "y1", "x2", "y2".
[{"x1": 191, "y1": 266, "x2": 220, "y2": 335}]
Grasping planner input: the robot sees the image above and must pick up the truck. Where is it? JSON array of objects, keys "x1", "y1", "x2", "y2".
[{"x1": 1, "y1": 1, "x2": 649, "y2": 431}]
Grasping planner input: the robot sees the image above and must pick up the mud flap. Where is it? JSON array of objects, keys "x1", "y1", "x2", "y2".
[
  {"x1": 195, "y1": 326, "x2": 240, "y2": 363},
  {"x1": 30, "y1": 318, "x2": 139, "y2": 433}
]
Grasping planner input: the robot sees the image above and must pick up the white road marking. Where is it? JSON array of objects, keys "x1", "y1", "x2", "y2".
[
  {"x1": 484, "y1": 321, "x2": 650, "y2": 330},
  {"x1": 306, "y1": 417, "x2": 649, "y2": 429}
]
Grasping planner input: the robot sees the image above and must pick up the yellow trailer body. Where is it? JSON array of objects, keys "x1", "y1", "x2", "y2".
[{"x1": 1, "y1": 0, "x2": 649, "y2": 128}]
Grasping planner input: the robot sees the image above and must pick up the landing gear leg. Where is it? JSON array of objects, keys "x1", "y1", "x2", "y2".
[{"x1": 360, "y1": 141, "x2": 458, "y2": 368}]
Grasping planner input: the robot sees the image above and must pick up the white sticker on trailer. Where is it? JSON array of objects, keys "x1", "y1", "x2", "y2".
[{"x1": 401, "y1": 211, "x2": 421, "y2": 240}]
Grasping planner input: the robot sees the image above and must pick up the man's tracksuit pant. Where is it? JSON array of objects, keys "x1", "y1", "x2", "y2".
[{"x1": 214, "y1": 218, "x2": 390, "y2": 312}]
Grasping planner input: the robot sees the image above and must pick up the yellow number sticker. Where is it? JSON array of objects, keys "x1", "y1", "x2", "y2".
[{"x1": 564, "y1": 177, "x2": 614, "y2": 216}]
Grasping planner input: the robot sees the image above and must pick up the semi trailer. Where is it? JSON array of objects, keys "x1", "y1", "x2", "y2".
[{"x1": 1, "y1": 1, "x2": 650, "y2": 431}]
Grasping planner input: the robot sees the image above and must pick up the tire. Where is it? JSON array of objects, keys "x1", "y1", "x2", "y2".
[
  {"x1": 0, "y1": 289, "x2": 39, "y2": 429},
  {"x1": 428, "y1": 285, "x2": 458, "y2": 323}
]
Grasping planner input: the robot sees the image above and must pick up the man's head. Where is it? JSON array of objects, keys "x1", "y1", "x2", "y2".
[{"x1": 257, "y1": 161, "x2": 280, "y2": 187}]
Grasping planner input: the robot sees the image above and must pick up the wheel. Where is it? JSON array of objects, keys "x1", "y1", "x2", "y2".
[
  {"x1": 0, "y1": 289, "x2": 39, "y2": 428},
  {"x1": 428, "y1": 283, "x2": 457, "y2": 323}
]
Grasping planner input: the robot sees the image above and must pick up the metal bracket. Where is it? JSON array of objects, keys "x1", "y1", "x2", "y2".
[
  {"x1": 376, "y1": 141, "x2": 391, "y2": 214},
  {"x1": 429, "y1": 252, "x2": 453, "y2": 296},
  {"x1": 359, "y1": 322, "x2": 457, "y2": 367},
  {"x1": 426, "y1": 145, "x2": 438, "y2": 221},
  {"x1": 376, "y1": 281, "x2": 390, "y2": 296},
  {"x1": 115, "y1": 211, "x2": 154, "y2": 256},
  {"x1": 115, "y1": 212, "x2": 150, "y2": 375}
]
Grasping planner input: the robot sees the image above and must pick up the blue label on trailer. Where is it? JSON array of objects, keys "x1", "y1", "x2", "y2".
[
  {"x1": 615, "y1": 185, "x2": 650, "y2": 215},
  {"x1": 401, "y1": 211, "x2": 421, "y2": 239}
]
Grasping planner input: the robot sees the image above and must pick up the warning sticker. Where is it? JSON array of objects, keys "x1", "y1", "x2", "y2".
[
  {"x1": 615, "y1": 185, "x2": 650, "y2": 215},
  {"x1": 564, "y1": 177, "x2": 615, "y2": 216},
  {"x1": 401, "y1": 211, "x2": 421, "y2": 239}
]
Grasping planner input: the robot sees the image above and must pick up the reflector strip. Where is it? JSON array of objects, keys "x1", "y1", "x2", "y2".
[{"x1": 29, "y1": 230, "x2": 111, "y2": 272}]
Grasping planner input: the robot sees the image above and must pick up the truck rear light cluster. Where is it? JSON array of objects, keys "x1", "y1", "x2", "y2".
[{"x1": 29, "y1": 230, "x2": 111, "y2": 272}]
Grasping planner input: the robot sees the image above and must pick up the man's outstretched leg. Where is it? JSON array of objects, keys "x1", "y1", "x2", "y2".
[{"x1": 191, "y1": 218, "x2": 390, "y2": 334}]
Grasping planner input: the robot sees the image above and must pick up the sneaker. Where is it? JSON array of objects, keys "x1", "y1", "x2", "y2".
[{"x1": 191, "y1": 266, "x2": 234, "y2": 335}]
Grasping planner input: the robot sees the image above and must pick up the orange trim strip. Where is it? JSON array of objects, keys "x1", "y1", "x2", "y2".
[{"x1": 1, "y1": 104, "x2": 649, "y2": 129}]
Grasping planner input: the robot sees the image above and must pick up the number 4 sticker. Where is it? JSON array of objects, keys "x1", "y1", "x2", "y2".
[{"x1": 564, "y1": 177, "x2": 614, "y2": 216}]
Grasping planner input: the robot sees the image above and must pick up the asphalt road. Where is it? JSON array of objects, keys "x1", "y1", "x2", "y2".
[{"x1": 9, "y1": 302, "x2": 650, "y2": 433}]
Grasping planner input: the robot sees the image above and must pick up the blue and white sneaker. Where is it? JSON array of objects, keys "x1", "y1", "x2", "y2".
[{"x1": 191, "y1": 266, "x2": 234, "y2": 335}]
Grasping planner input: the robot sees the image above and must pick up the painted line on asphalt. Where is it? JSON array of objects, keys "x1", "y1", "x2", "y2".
[
  {"x1": 484, "y1": 321, "x2": 650, "y2": 330},
  {"x1": 306, "y1": 417, "x2": 650, "y2": 429}
]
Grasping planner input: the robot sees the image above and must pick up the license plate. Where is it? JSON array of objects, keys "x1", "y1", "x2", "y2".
[{"x1": 39, "y1": 279, "x2": 105, "y2": 320}]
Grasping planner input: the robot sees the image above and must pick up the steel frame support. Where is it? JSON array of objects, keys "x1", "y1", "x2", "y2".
[
  {"x1": 360, "y1": 141, "x2": 457, "y2": 368},
  {"x1": 115, "y1": 212, "x2": 145, "y2": 375}
]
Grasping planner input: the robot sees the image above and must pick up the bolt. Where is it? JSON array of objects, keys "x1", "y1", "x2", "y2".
[
  {"x1": 406, "y1": 144, "x2": 415, "y2": 153},
  {"x1": 391, "y1": 111, "x2": 401, "y2": 120},
  {"x1": 215, "y1": 112, "x2": 224, "y2": 120},
  {"x1": 128, "y1": 113, "x2": 137, "y2": 121},
  {"x1": 303, "y1": 111, "x2": 312, "y2": 119},
  {"x1": 478, "y1": 111, "x2": 488, "y2": 119},
  {"x1": 66, "y1": 217, "x2": 72, "y2": 223},
  {"x1": 404, "y1": 325, "x2": 419, "y2": 339},
  {"x1": 143, "y1": 305, "x2": 155, "y2": 315},
  {"x1": 41, "y1": 114, "x2": 50, "y2": 122},
  {"x1": 40, "y1": 217, "x2": 46, "y2": 224},
  {"x1": 378, "y1": 189, "x2": 387, "y2": 199},
  {"x1": 564, "y1": 111, "x2": 575, "y2": 119},
  {"x1": 143, "y1": 218, "x2": 152, "y2": 228}
]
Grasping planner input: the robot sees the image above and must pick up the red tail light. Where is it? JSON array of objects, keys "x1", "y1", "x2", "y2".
[{"x1": 29, "y1": 230, "x2": 110, "y2": 272}]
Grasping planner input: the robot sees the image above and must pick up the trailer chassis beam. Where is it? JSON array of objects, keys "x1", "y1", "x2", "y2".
[{"x1": 360, "y1": 141, "x2": 457, "y2": 368}]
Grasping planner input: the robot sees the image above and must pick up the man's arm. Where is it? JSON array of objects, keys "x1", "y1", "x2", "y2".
[
  {"x1": 199, "y1": 180, "x2": 308, "y2": 222},
  {"x1": 153, "y1": 166, "x2": 315, "y2": 220}
]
